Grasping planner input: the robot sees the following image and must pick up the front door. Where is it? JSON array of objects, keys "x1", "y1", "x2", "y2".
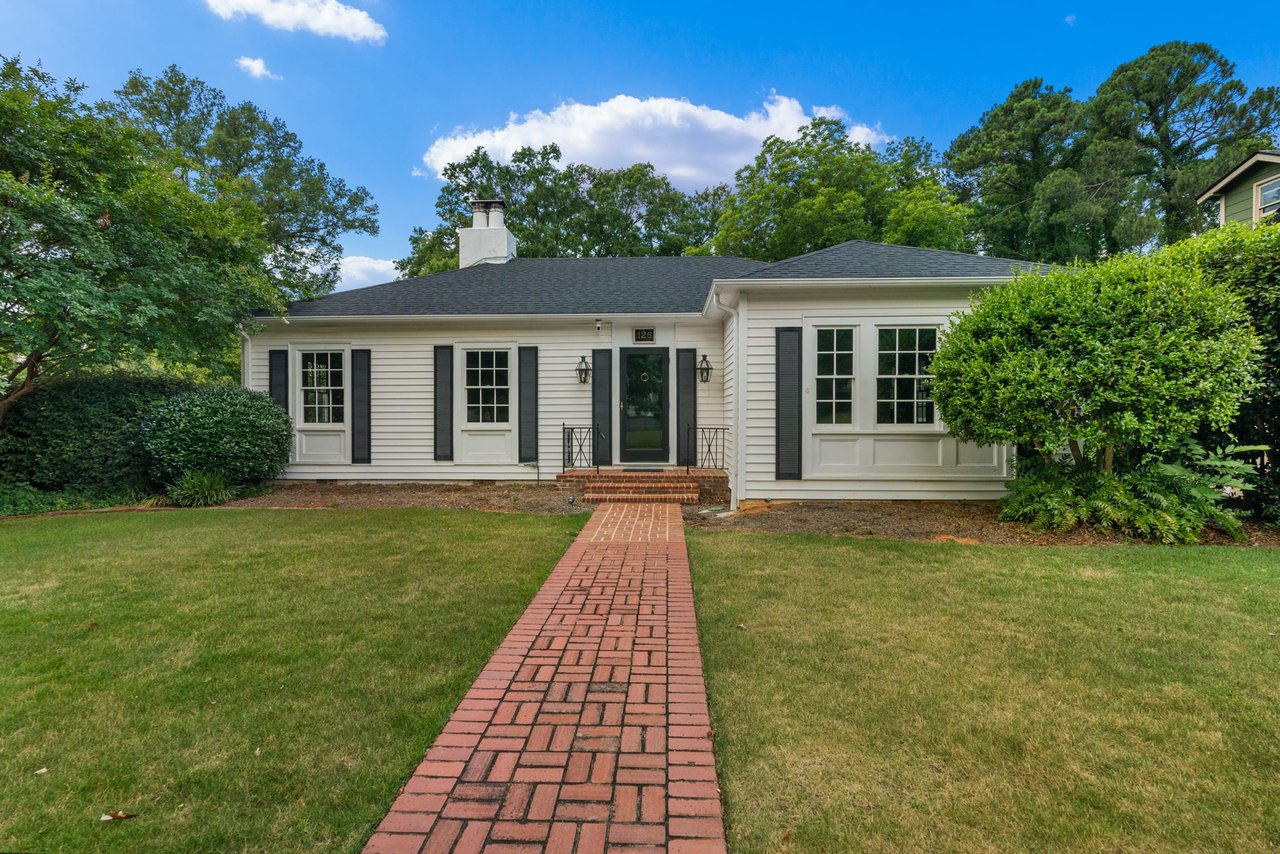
[{"x1": 619, "y1": 348, "x2": 669, "y2": 462}]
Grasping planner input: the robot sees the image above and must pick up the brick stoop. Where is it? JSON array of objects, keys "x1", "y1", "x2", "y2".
[{"x1": 556, "y1": 469, "x2": 728, "y2": 505}]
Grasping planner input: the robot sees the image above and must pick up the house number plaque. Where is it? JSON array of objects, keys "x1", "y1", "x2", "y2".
[{"x1": 633, "y1": 328, "x2": 655, "y2": 343}]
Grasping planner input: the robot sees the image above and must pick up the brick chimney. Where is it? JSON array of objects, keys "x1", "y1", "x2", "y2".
[{"x1": 458, "y1": 199, "x2": 517, "y2": 268}]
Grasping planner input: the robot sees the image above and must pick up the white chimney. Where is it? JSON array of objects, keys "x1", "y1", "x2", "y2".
[{"x1": 458, "y1": 199, "x2": 517, "y2": 268}]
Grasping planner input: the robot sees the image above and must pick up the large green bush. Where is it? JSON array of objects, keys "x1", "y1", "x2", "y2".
[
  {"x1": 141, "y1": 386, "x2": 292, "y2": 488},
  {"x1": 931, "y1": 251, "x2": 1261, "y2": 541},
  {"x1": 0, "y1": 373, "x2": 196, "y2": 493},
  {"x1": 1164, "y1": 222, "x2": 1280, "y2": 521}
]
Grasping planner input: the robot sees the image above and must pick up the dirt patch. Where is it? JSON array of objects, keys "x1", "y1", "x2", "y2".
[
  {"x1": 224, "y1": 480, "x2": 588, "y2": 515},
  {"x1": 683, "y1": 499, "x2": 1280, "y2": 547}
]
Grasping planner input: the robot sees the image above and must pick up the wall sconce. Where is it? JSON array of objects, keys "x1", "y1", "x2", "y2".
[
  {"x1": 697, "y1": 354, "x2": 713, "y2": 383},
  {"x1": 576, "y1": 355, "x2": 592, "y2": 384}
]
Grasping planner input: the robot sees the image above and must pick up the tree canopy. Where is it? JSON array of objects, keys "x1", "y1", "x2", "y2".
[
  {"x1": 0, "y1": 58, "x2": 274, "y2": 420},
  {"x1": 110, "y1": 65, "x2": 379, "y2": 300}
]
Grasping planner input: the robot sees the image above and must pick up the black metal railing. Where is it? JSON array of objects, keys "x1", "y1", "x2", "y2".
[
  {"x1": 686, "y1": 426, "x2": 727, "y2": 472},
  {"x1": 562, "y1": 423, "x2": 603, "y2": 473}
]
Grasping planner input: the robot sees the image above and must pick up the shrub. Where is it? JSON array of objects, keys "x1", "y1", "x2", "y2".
[
  {"x1": 1164, "y1": 222, "x2": 1280, "y2": 522},
  {"x1": 931, "y1": 252, "x2": 1261, "y2": 470},
  {"x1": 0, "y1": 480, "x2": 119, "y2": 516},
  {"x1": 0, "y1": 373, "x2": 197, "y2": 493},
  {"x1": 141, "y1": 386, "x2": 292, "y2": 488},
  {"x1": 166, "y1": 471, "x2": 240, "y2": 507}
]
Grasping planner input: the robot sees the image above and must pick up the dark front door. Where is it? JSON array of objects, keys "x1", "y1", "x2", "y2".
[{"x1": 619, "y1": 348, "x2": 669, "y2": 462}]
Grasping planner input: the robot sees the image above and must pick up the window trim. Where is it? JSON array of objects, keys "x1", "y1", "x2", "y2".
[
  {"x1": 874, "y1": 325, "x2": 939, "y2": 429},
  {"x1": 1255, "y1": 175, "x2": 1280, "y2": 223},
  {"x1": 457, "y1": 344, "x2": 516, "y2": 433},
  {"x1": 813, "y1": 325, "x2": 857, "y2": 430}
]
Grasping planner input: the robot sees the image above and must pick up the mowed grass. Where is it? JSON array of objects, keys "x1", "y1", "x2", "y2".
[
  {"x1": 688, "y1": 531, "x2": 1280, "y2": 852},
  {"x1": 0, "y1": 508, "x2": 586, "y2": 853}
]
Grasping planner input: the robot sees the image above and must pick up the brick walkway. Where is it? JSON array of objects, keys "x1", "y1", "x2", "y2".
[{"x1": 364, "y1": 503, "x2": 727, "y2": 854}]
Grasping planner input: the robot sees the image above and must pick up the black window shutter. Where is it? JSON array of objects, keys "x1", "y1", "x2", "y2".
[
  {"x1": 776, "y1": 327, "x2": 803, "y2": 480},
  {"x1": 591, "y1": 349, "x2": 612, "y2": 465},
  {"x1": 676, "y1": 349, "x2": 697, "y2": 466},
  {"x1": 433, "y1": 345, "x2": 453, "y2": 461},
  {"x1": 268, "y1": 349, "x2": 289, "y2": 412},
  {"x1": 351, "y1": 349, "x2": 371, "y2": 464},
  {"x1": 518, "y1": 346, "x2": 538, "y2": 463}
]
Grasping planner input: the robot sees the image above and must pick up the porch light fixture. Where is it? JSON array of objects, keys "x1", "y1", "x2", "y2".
[
  {"x1": 697, "y1": 354, "x2": 713, "y2": 383},
  {"x1": 575, "y1": 355, "x2": 592, "y2": 384}
]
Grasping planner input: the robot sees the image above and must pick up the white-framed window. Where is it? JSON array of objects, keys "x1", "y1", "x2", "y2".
[
  {"x1": 1258, "y1": 177, "x2": 1280, "y2": 222},
  {"x1": 815, "y1": 327, "x2": 855, "y2": 425},
  {"x1": 464, "y1": 349, "x2": 510, "y2": 424},
  {"x1": 876, "y1": 327, "x2": 937, "y2": 425},
  {"x1": 300, "y1": 350, "x2": 345, "y2": 424}
]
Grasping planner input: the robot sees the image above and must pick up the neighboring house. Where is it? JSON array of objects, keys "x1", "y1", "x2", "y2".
[
  {"x1": 1198, "y1": 150, "x2": 1280, "y2": 225},
  {"x1": 242, "y1": 200, "x2": 1038, "y2": 505}
]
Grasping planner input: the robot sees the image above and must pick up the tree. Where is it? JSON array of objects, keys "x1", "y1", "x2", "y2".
[
  {"x1": 1092, "y1": 42, "x2": 1280, "y2": 245},
  {"x1": 110, "y1": 65, "x2": 378, "y2": 300},
  {"x1": 397, "y1": 145, "x2": 726, "y2": 276},
  {"x1": 711, "y1": 118, "x2": 894, "y2": 261},
  {"x1": 930, "y1": 253, "x2": 1259, "y2": 472},
  {"x1": 0, "y1": 57, "x2": 273, "y2": 422}
]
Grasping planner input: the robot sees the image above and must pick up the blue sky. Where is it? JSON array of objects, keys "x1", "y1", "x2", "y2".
[{"x1": 2, "y1": 0, "x2": 1276, "y2": 289}]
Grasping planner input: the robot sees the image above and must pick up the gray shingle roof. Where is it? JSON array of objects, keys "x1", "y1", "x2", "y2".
[
  {"x1": 276, "y1": 256, "x2": 766, "y2": 317},
  {"x1": 741, "y1": 239, "x2": 1042, "y2": 280}
]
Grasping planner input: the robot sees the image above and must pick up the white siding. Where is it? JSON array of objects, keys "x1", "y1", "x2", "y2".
[
  {"x1": 246, "y1": 316, "x2": 725, "y2": 481},
  {"x1": 738, "y1": 287, "x2": 1012, "y2": 501},
  {"x1": 720, "y1": 310, "x2": 737, "y2": 479}
]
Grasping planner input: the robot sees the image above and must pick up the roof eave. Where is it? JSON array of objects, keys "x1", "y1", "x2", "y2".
[
  {"x1": 253, "y1": 310, "x2": 712, "y2": 325},
  {"x1": 1197, "y1": 152, "x2": 1280, "y2": 203},
  {"x1": 712, "y1": 275, "x2": 1017, "y2": 292}
]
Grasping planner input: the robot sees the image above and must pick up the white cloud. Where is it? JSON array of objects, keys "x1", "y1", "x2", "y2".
[
  {"x1": 205, "y1": 0, "x2": 387, "y2": 44},
  {"x1": 336, "y1": 255, "x2": 398, "y2": 291},
  {"x1": 422, "y1": 94, "x2": 890, "y2": 191},
  {"x1": 1064, "y1": 13, "x2": 1077, "y2": 25},
  {"x1": 235, "y1": 56, "x2": 282, "y2": 80}
]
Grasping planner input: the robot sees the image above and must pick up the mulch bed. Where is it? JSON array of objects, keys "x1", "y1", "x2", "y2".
[
  {"x1": 222, "y1": 481, "x2": 1280, "y2": 547},
  {"x1": 682, "y1": 499, "x2": 1280, "y2": 547}
]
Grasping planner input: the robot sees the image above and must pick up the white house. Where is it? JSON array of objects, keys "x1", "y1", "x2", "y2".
[{"x1": 242, "y1": 199, "x2": 1036, "y2": 505}]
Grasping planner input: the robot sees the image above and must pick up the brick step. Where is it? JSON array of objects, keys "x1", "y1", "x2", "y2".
[
  {"x1": 583, "y1": 492, "x2": 700, "y2": 504},
  {"x1": 583, "y1": 480, "x2": 699, "y2": 491}
]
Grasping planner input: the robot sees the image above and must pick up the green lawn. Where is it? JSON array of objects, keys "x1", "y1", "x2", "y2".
[
  {"x1": 0, "y1": 508, "x2": 586, "y2": 853},
  {"x1": 688, "y1": 531, "x2": 1280, "y2": 852}
]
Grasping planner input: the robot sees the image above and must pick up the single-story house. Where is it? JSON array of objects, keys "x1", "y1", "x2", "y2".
[
  {"x1": 241, "y1": 200, "x2": 1038, "y2": 505},
  {"x1": 1197, "y1": 150, "x2": 1280, "y2": 226}
]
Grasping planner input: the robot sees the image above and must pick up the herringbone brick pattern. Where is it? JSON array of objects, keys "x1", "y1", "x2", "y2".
[{"x1": 364, "y1": 503, "x2": 726, "y2": 854}]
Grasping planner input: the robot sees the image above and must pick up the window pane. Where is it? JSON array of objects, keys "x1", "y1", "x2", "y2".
[
  {"x1": 836, "y1": 353, "x2": 853, "y2": 376},
  {"x1": 836, "y1": 328, "x2": 853, "y2": 350},
  {"x1": 917, "y1": 401, "x2": 935, "y2": 424},
  {"x1": 817, "y1": 353, "x2": 834, "y2": 375},
  {"x1": 495, "y1": 351, "x2": 508, "y2": 369},
  {"x1": 818, "y1": 329, "x2": 834, "y2": 350},
  {"x1": 918, "y1": 352, "x2": 933, "y2": 374},
  {"x1": 877, "y1": 378, "x2": 893, "y2": 399},
  {"x1": 328, "y1": 370, "x2": 342, "y2": 389},
  {"x1": 481, "y1": 407, "x2": 495, "y2": 423},
  {"x1": 466, "y1": 351, "x2": 478, "y2": 369},
  {"x1": 896, "y1": 402, "x2": 913, "y2": 423},
  {"x1": 897, "y1": 378, "x2": 915, "y2": 399},
  {"x1": 876, "y1": 402, "x2": 894, "y2": 424},
  {"x1": 878, "y1": 353, "x2": 896, "y2": 374},
  {"x1": 919, "y1": 328, "x2": 937, "y2": 350},
  {"x1": 495, "y1": 369, "x2": 508, "y2": 387},
  {"x1": 302, "y1": 352, "x2": 315, "y2": 370},
  {"x1": 878, "y1": 328, "x2": 895, "y2": 350},
  {"x1": 898, "y1": 352, "x2": 917, "y2": 375},
  {"x1": 816, "y1": 401, "x2": 833, "y2": 424},
  {"x1": 834, "y1": 402, "x2": 852, "y2": 424},
  {"x1": 329, "y1": 353, "x2": 342, "y2": 371},
  {"x1": 481, "y1": 351, "x2": 493, "y2": 368},
  {"x1": 467, "y1": 388, "x2": 480, "y2": 405},
  {"x1": 331, "y1": 406, "x2": 344, "y2": 423},
  {"x1": 482, "y1": 388, "x2": 494, "y2": 405},
  {"x1": 331, "y1": 389, "x2": 344, "y2": 407},
  {"x1": 467, "y1": 405, "x2": 480, "y2": 422},
  {"x1": 496, "y1": 405, "x2": 509, "y2": 422},
  {"x1": 1261, "y1": 179, "x2": 1280, "y2": 207},
  {"x1": 466, "y1": 369, "x2": 479, "y2": 387},
  {"x1": 496, "y1": 387, "x2": 509, "y2": 405},
  {"x1": 817, "y1": 378, "x2": 834, "y2": 400},
  {"x1": 898, "y1": 328, "x2": 916, "y2": 349},
  {"x1": 835, "y1": 378, "x2": 852, "y2": 401}
]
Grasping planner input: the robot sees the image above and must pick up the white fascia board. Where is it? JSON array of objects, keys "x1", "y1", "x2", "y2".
[
  {"x1": 1196, "y1": 152, "x2": 1280, "y2": 203},
  {"x1": 254, "y1": 311, "x2": 708, "y2": 326}
]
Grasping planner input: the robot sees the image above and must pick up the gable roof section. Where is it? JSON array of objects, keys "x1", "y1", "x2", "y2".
[
  {"x1": 1197, "y1": 150, "x2": 1280, "y2": 203},
  {"x1": 274, "y1": 256, "x2": 766, "y2": 318},
  {"x1": 738, "y1": 239, "x2": 1042, "y2": 280}
]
